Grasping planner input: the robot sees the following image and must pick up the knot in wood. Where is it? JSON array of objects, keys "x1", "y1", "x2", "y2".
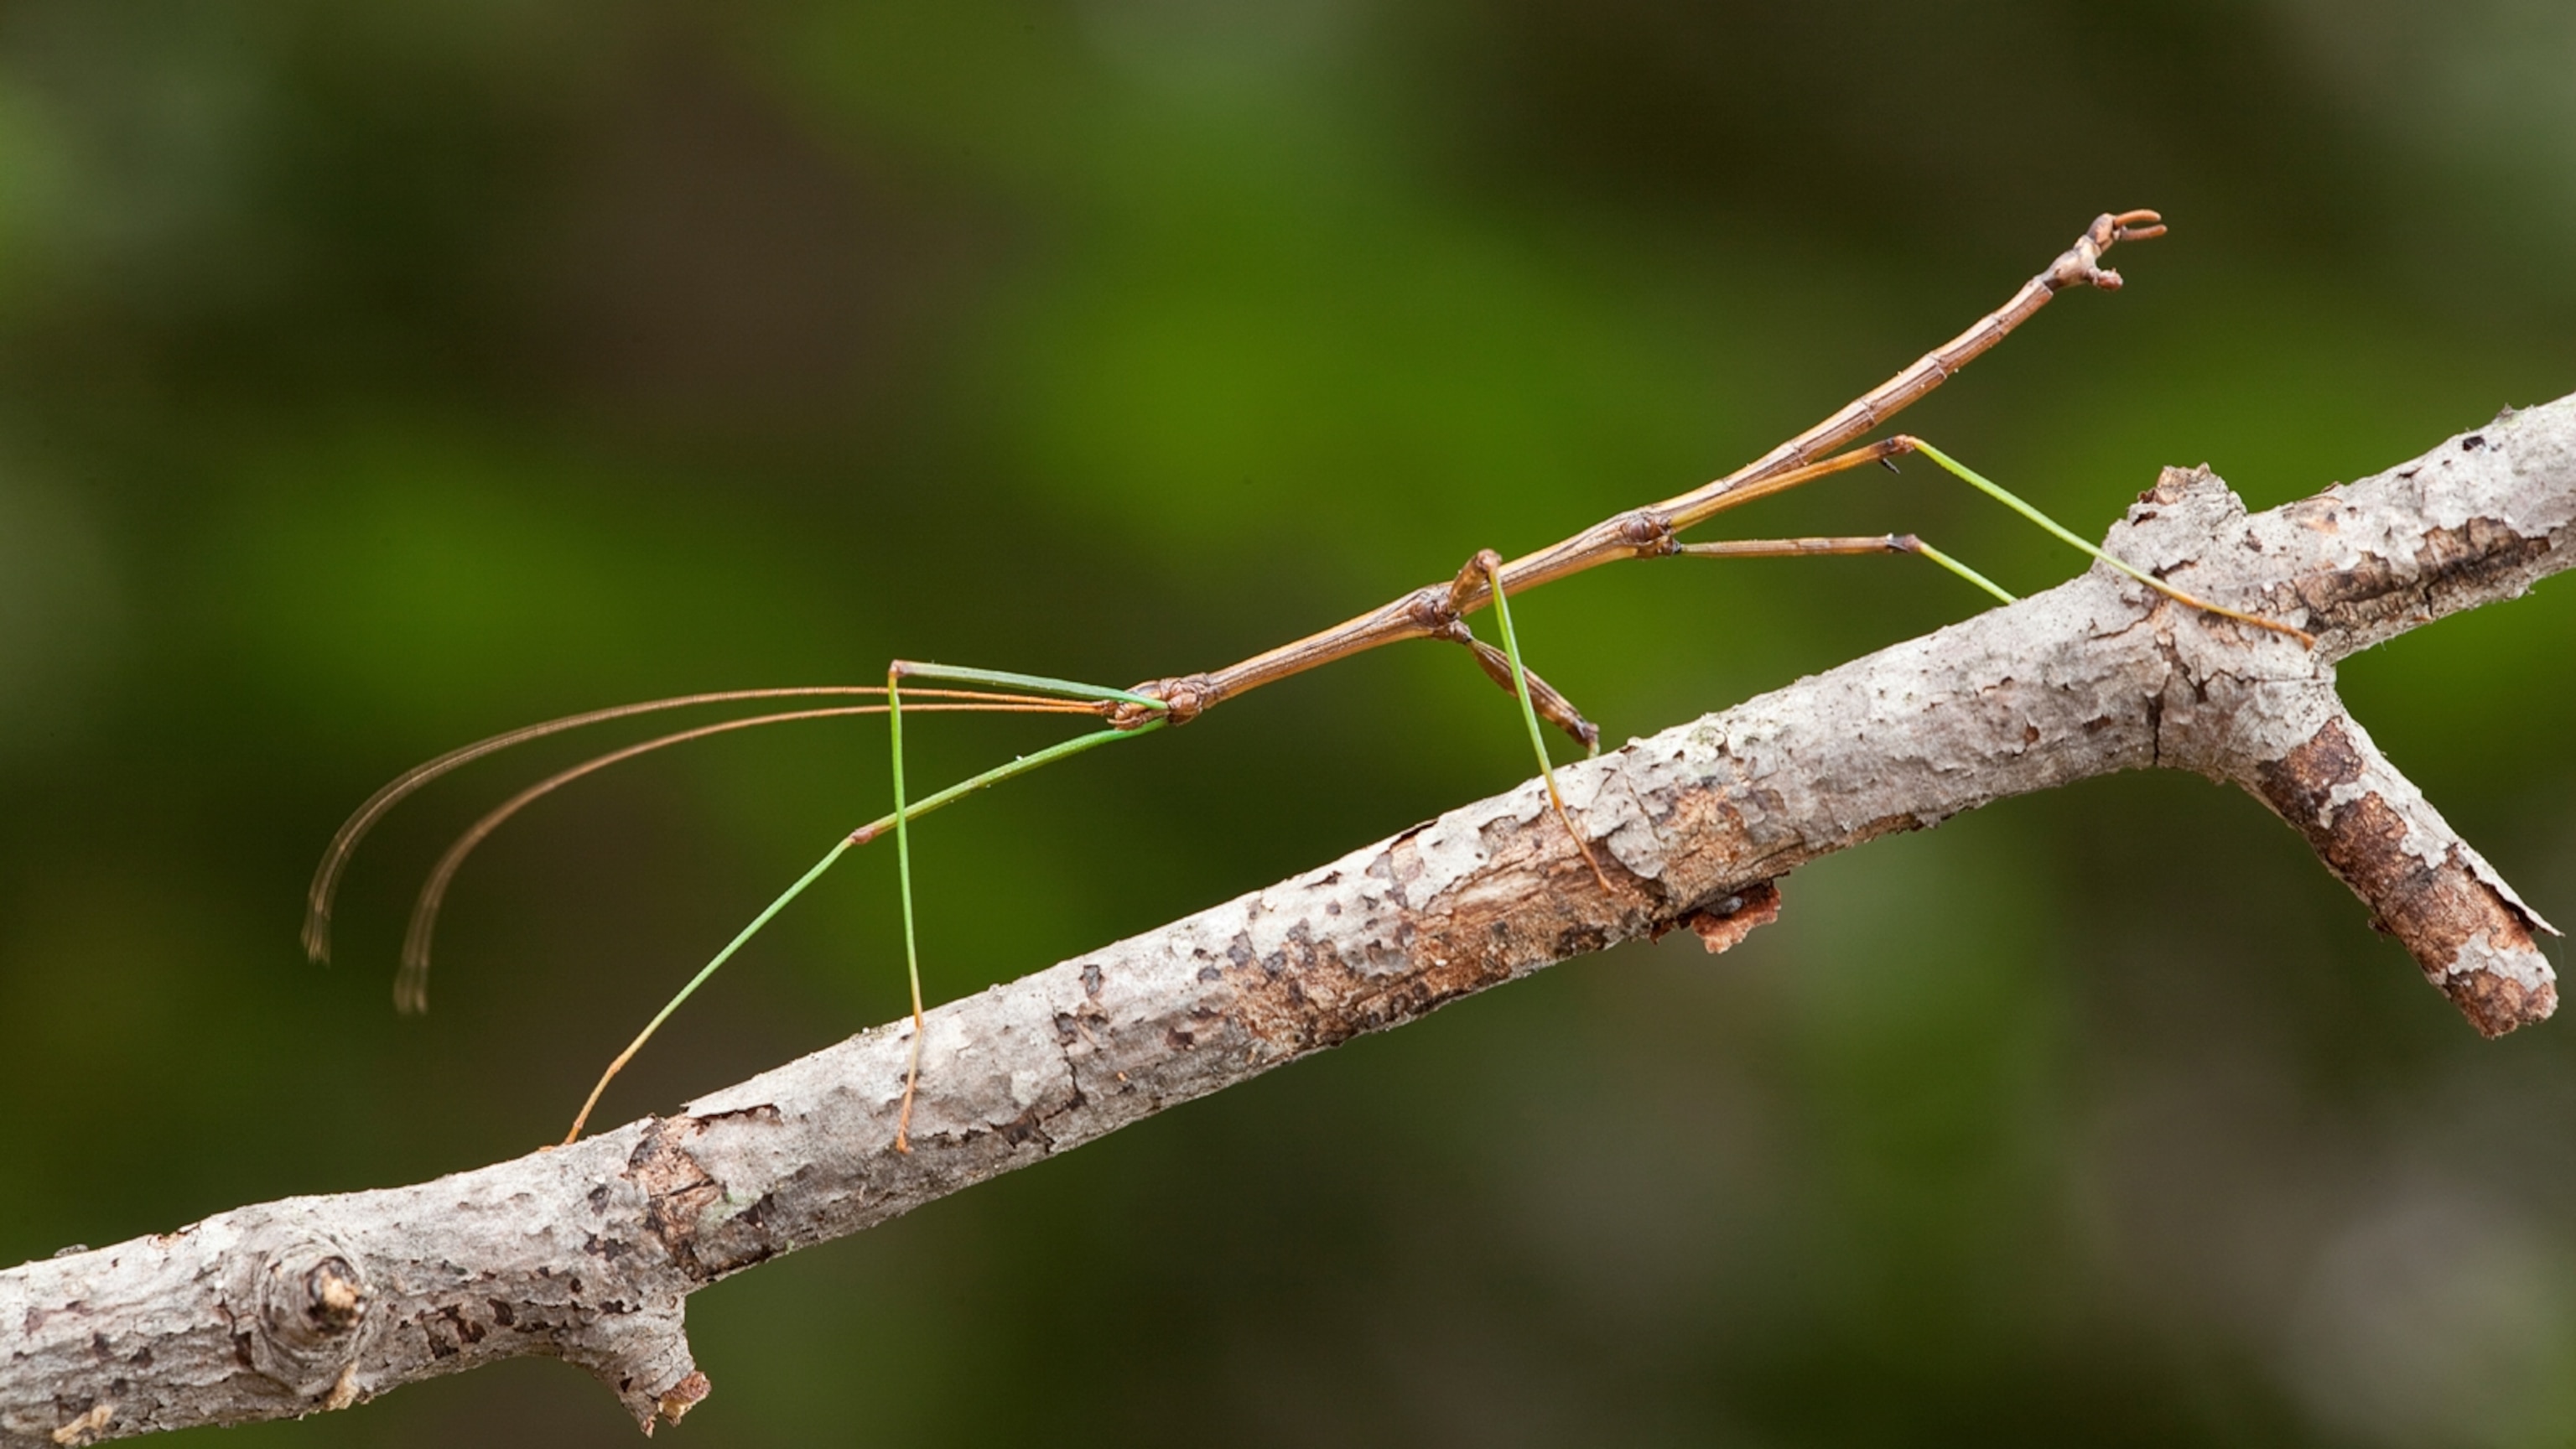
[{"x1": 229, "y1": 1228, "x2": 372, "y2": 1399}]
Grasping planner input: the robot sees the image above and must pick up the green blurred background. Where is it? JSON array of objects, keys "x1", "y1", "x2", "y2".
[{"x1": 3, "y1": 1, "x2": 2573, "y2": 1443}]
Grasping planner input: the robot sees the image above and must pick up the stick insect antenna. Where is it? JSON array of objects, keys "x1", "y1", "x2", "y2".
[
  {"x1": 395, "y1": 698, "x2": 1100, "y2": 1015},
  {"x1": 303, "y1": 685, "x2": 1064, "y2": 965}
]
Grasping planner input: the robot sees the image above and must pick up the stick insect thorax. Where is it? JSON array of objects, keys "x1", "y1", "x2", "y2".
[{"x1": 304, "y1": 208, "x2": 2316, "y2": 1149}]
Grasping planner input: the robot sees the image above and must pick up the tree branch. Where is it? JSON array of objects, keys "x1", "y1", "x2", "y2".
[{"x1": 6, "y1": 395, "x2": 2570, "y2": 1445}]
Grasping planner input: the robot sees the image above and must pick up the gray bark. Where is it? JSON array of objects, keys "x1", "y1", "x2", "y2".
[{"x1": 5, "y1": 395, "x2": 2570, "y2": 1445}]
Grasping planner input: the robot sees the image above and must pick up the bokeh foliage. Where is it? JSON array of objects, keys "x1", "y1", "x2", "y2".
[{"x1": 3, "y1": 1, "x2": 2573, "y2": 1443}]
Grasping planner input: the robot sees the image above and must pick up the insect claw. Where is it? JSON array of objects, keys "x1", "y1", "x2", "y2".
[{"x1": 2110, "y1": 208, "x2": 2167, "y2": 242}]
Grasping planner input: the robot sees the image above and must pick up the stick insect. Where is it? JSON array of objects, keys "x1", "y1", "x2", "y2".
[{"x1": 303, "y1": 210, "x2": 2310, "y2": 1150}]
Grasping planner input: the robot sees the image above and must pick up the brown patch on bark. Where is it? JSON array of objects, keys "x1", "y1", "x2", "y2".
[
  {"x1": 49, "y1": 1400, "x2": 112, "y2": 1446},
  {"x1": 1209, "y1": 773, "x2": 1833, "y2": 1059},
  {"x1": 1223, "y1": 792, "x2": 1650, "y2": 1056},
  {"x1": 630, "y1": 1119, "x2": 723, "y2": 1277},
  {"x1": 307, "y1": 1261, "x2": 363, "y2": 1335},
  {"x1": 655, "y1": 1370, "x2": 712, "y2": 1428},
  {"x1": 1608, "y1": 778, "x2": 1799, "y2": 921},
  {"x1": 1684, "y1": 881, "x2": 1782, "y2": 953},
  {"x1": 2288, "y1": 516, "x2": 2555, "y2": 637},
  {"x1": 2254, "y1": 719, "x2": 2557, "y2": 1036}
]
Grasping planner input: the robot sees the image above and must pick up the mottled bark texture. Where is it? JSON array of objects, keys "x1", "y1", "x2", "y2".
[{"x1": 7, "y1": 396, "x2": 2572, "y2": 1445}]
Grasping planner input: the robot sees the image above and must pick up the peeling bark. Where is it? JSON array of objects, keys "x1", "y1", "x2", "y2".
[
  {"x1": 2251, "y1": 716, "x2": 2552, "y2": 1034},
  {"x1": 5, "y1": 395, "x2": 2573, "y2": 1444}
]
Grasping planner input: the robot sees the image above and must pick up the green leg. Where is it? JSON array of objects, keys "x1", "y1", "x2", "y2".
[
  {"x1": 890, "y1": 666, "x2": 927, "y2": 1152},
  {"x1": 1903, "y1": 439, "x2": 2312, "y2": 643},
  {"x1": 560, "y1": 675, "x2": 1166, "y2": 1146},
  {"x1": 1482, "y1": 556, "x2": 1613, "y2": 892},
  {"x1": 889, "y1": 660, "x2": 1167, "y2": 709},
  {"x1": 1912, "y1": 542, "x2": 2016, "y2": 605},
  {"x1": 561, "y1": 835, "x2": 857, "y2": 1145}
]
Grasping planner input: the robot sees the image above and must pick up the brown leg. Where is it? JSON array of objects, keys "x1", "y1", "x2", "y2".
[
  {"x1": 1675, "y1": 533, "x2": 1926, "y2": 559},
  {"x1": 1443, "y1": 626, "x2": 1601, "y2": 752},
  {"x1": 1674, "y1": 532, "x2": 2018, "y2": 605}
]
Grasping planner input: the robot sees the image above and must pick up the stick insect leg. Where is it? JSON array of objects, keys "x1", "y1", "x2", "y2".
[
  {"x1": 889, "y1": 666, "x2": 927, "y2": 1153},
  {"x1": 1439, "y1": 551, "x2": 1602, "y2": 751},
  {"x1": 1663, "y1": 436, "x2": 1924, "y2": 532},
  {"x1": 1675, "y1": 534, "x2": 2018, "y2": 605},
  {"x1": 880, "y1": 662, "x2": 1171, "y2": 1154},
  {"x1": 1474, "y1": 550, "x2": 1615, "y2": 894},
  {"x1": 1444, "y1": 626, "x2": 1601, "y2": 754},
  {"x1": 558, "y1": 668, "x2": 1166, "y2": 1147},
  {"x1": 1894, "y1": 439, "x2": 2315, "y2": 646},
  {"x1": 565, "y1": 834, "x2": 859, "y2": 1145}
]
